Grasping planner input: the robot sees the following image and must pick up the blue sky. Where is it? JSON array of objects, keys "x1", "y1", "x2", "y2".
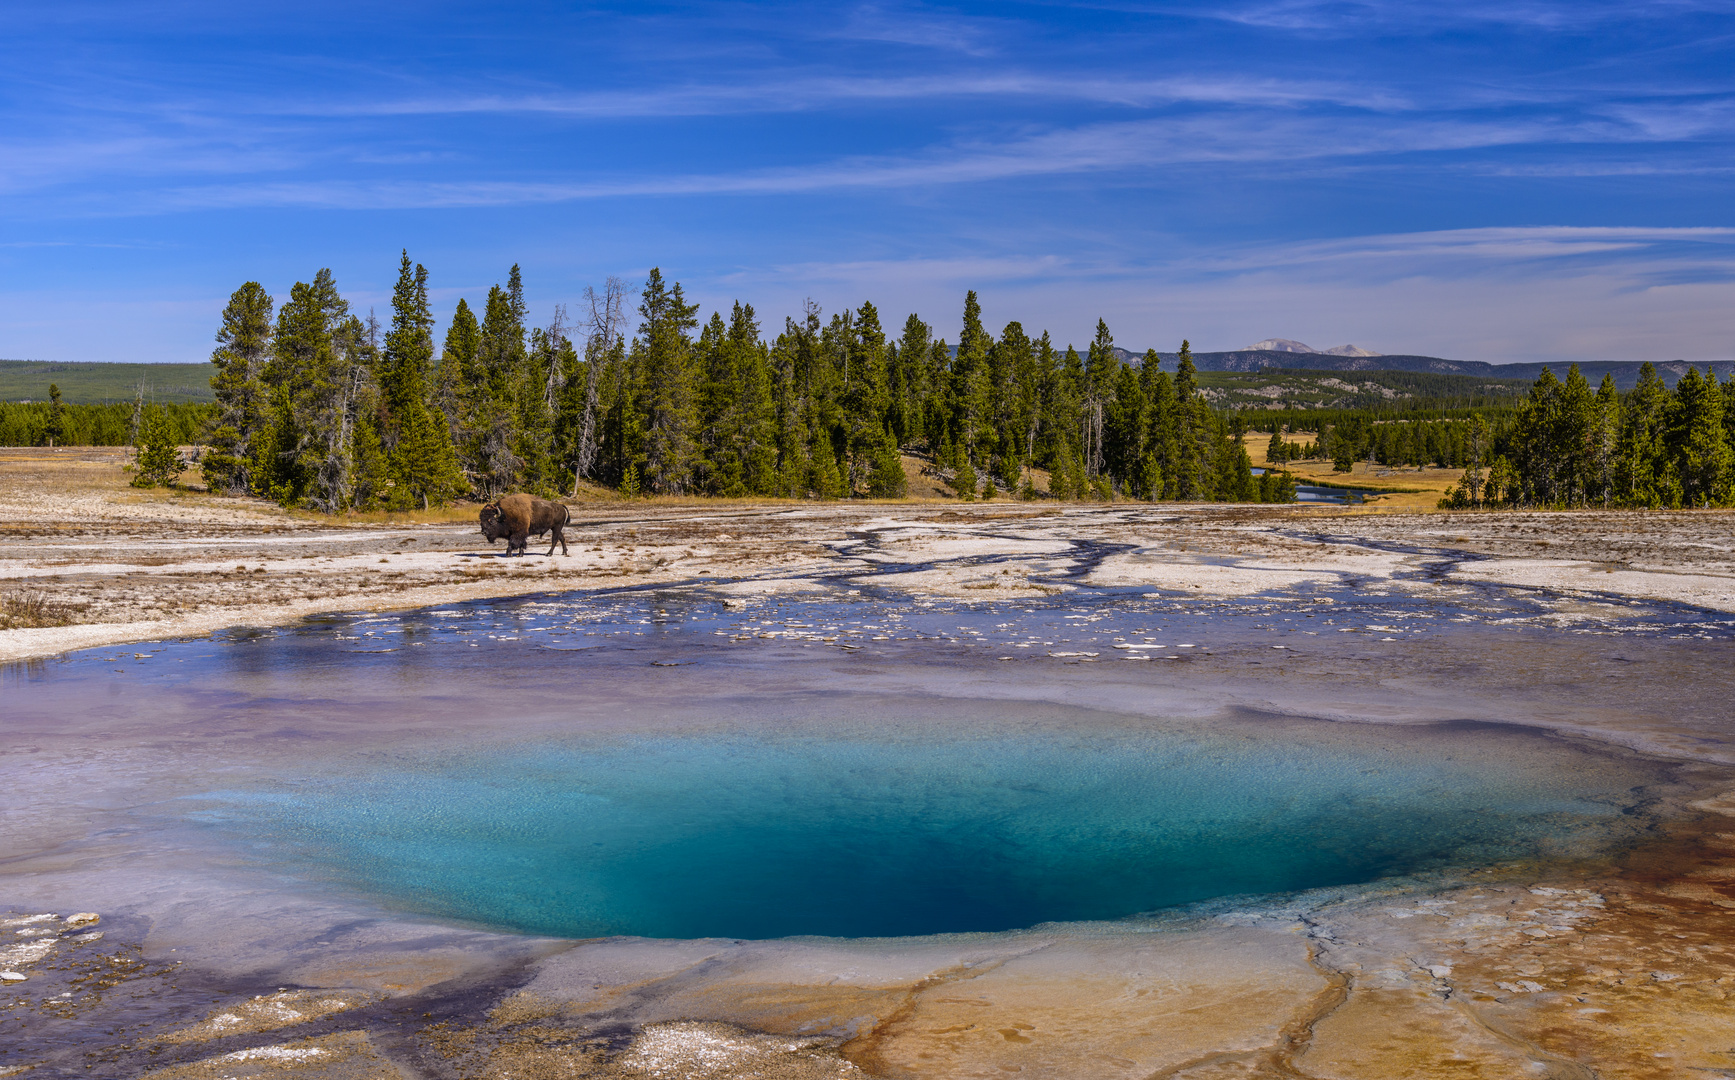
[{"x1": 2, "y1": 0, "x2": 1732, "y2": 365}]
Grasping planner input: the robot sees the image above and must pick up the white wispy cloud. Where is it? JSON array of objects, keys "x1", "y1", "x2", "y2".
[
  {"x1": 1192, "y1": 0, "x2": 1735, "y2": 33},
  {"x1": 705, "y1": 226, "x2": 1735, "y2": 363},
  {"x1": 1200, "y1": 225, "x2": 1735, "y2": 275},
  {"x1": 835, "y1": 3, "x2": 1003, "y2": 56},
  {"x1": 730, "y1": 226, "x2": 1735, "y2": 292},
  {"x1": 277, "y1": 72, "x2": 1407, "y2": 120},
  {"x1": 106, "y1": 105, "x2": 1718, "y2": 213}
]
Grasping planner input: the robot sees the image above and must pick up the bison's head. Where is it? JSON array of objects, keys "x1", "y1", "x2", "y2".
[{"x1": 479, "y1": 502, "x2": 505, "y2": 541}]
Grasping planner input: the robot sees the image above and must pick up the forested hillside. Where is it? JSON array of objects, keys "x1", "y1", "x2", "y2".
[
  {"x1": 1195, "y1": 369, "x2": 1528, "y2": 411},
  {"x1": 1146, "y1": 349, "x2": 1735, "y2": 389},
  {"x1": 0, "y1": 359, "x2": 215, "y2": 403},
  {"x1": 190, "y1": 259, "x2": 1293, "y2": 510}
]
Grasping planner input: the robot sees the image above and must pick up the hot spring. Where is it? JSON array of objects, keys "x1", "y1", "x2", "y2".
[
  {"x1": 191, "y1": 714, "x2": 1653, "y2": 940},
  {"x1": 2, "y1": 588, "x2": 1690, "y2": 948}
]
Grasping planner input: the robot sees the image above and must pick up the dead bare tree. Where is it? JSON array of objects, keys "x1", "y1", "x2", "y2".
[
  {"x1": 128, "y1": 378, "x2": 148, "y2": 446},
  {"x1": 541, "y1": 303, "x2": 569, "y2": 412},
  {"x1": 572, "y1": 276, "x2": 631, "y2": 494}
]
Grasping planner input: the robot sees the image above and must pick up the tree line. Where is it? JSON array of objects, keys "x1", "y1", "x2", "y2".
[
  {"x1": 190, "y1": 258, "x2": 1293, "y2": 509},
  {"x1": 1439, "y1": 363, "x2": 1735, "y2": 509},
  {"x1": 14, "y1": 260, "x2": 1727, "y2": 516},
  {"x1": 1249, "y1": 361, "x2": 1735, "y2": 508},
  {"x1": 1262, "y1": 415, "x2": 1510, "y2": 473},
  {"x1": 0, "y1": 394, "x2": 210, "y2": 448}
]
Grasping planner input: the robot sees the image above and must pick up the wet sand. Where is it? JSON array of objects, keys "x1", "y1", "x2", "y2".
[{"x1": 5, "y1": 448, "x2": 1735, "y2": 1078}]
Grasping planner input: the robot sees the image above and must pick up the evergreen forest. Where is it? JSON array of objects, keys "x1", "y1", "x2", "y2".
[
  {"x1": 10, "y1": 257, "x2": 1731, "y2": 514},
  {"x1": 1253, "y1": 362, "x2": 1735, "y2": 508},
  {"x1": 1434, "y1": 363, "x2": 1735, "y2": 509},
  {"x1": 193, "y1": 258, "x2": 1293, "y2": 510},
  {"x1": 0, "y1": 396, "x2": 210, "y2": 449}
]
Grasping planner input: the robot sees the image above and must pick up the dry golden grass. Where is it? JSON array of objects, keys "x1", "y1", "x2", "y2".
[
  {"x1": 1243, "y1": 432, "x2": 1461, "y2": 511},
  {"x1": 0, "y1": 589, "x2": 80, "y2": 629}
]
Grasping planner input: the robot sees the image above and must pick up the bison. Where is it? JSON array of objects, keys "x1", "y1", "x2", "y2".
[{"x1": 479, "y1": 493, "x2": 571, "y2": 556}]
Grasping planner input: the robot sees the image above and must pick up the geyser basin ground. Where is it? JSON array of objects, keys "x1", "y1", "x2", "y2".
[{"x1": 4, "y1": 584, "x2": 1735, "y2": 1078}]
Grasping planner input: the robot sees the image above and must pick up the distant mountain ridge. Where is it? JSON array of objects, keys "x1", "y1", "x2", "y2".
[
  {"x1": 1106, "y1": 346, "x2": 1735, "y2": 391},
  {"x1": 1245, "y1": 338, "x2": 1382, "y2": 358}
]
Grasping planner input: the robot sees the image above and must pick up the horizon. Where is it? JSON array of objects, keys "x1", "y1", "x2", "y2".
[{"x1": 2, "y1": 2, "x2": 1733, "y2": 367}]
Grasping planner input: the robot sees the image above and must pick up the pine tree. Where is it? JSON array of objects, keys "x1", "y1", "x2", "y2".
[
  {"x1": 1616, "y1": 362, "x2": 1669, "y2": 505},
  {"x1": 869, "y1": 442, "x2": 907, "y2": 498},
  {"x1": 595, "y1": 335, "x2": 636, "y2": 487},
  {"x1": 1463, "y1": 413, "x2": 1490, "y2": 506},
  {"x1": 130, "y1": 406, "x2": 185, "y2": 488},
  {"x1": 636, "y1": 268, "x2": 701, "y2": 494},
  {"x1": 920, "y1": 336, "x2": 950, "y2": 457},
  {"x1": 257, "y1": 269, "x2": 349, "y2": 505},
  {"x1": 516, "y1": 317, "x2": 566, "y2": 494},
  {"x1": 1486, "y1": 455, "x2": 1518, "y2": 507},
  {"x1": 734, "y1": 305, "x2": 779, "y2": 495},
  {"x1": 1726, "y1": 370, "x2": 1735, "y2": 463},
  {"x1": 382, "y1": 253, "x2": 466, "y2": 509},
  {"x1": 1142, "y1": 352, "x2": 1177, "y2": 497},
  {"x1": 1515, "y1": 367, "x2": 1564, "y2": 504},
  {"x1": 298, "y1": 310, "x2": 375, "y2": 512},
  {"x1": 838, "y1": 300, "x2": 890, "y2": 494},
  {"x1": 1172, "y1": 342, "x2": 1207, "y2": 495},
  {"x1": 1106, "y1": 361, "x2": 1146, "y2": 491},
  {"x1": 1026, "y1": 332, "x2": 1062, "y2": 489},
  {"x1": 1588, "y1": 373, "x2": 1620, "y2": 506},
  {"x1": 952, "y1": 457, "x2": 977, "y2": 501},
  {"x1": 187, "y1": 266, "x2": 1338, "y2": 508},
  {"x1": 891, "y1": 313, "x2": 930, "y2": 448},
  {"x1": 467, "y1": 280, "x2": 528, "y2": 496},
  {"x1": 690, "y1": 300, "x2": 778, "y2": 497},
  {"x1": 43, "y1": 384, "x2": 66, "y2": 447},
  {"x1": 1556, "y1": 364, "x2": 1594, "y2": 504},
  {"x1": 807, "y1": 402, "x2": 845, "y2": 499},
  {"x1": 203, "y1": 282, "x2": 274, "y2": 494},
  {"x1": 1673, "y1": 367, "x2": 1732, "y2": 507},
  {"x1": 990, "y1": 321, "x2": 1034, "y2": 489},
  {"x1": 1082, "y1": 320, "x2": 1117, "y2": 478},
  {"x1": 951, "y1": 291, "x2": 991, "y2": 470},
  {"x1": 434, "y1": 297, "x2": 479, "y2": 450}
]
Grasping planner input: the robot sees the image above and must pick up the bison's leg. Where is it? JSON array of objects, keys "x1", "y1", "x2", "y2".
[
  {"x1": 510, "y1": 530, "x2": 529, "y2": 555},
  {"x1": 548, "y1": 524, "x2": 568, "y2": 556}
]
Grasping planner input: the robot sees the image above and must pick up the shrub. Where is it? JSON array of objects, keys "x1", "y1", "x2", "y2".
[{"x1": 0, "y1": 591, "x2": 79, "y2": 629}]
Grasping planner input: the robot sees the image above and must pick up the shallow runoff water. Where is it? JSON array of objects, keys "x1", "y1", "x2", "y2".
[{"x1": 7, "y1": 578, "x2": 1724, "y2": 945}]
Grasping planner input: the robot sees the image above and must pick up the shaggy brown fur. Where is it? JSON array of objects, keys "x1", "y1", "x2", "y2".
[{"x1": 479, "y1": 493, "x2": 571, "y2": 556}]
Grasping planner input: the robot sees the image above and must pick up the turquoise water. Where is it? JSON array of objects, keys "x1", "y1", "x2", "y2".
[
  {"x1": 197, "y1": 715, "x2": 1649, "y2": 940},
  {"x1": 5, "y1": 591, "x2": 1688, "y2": 942}
]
